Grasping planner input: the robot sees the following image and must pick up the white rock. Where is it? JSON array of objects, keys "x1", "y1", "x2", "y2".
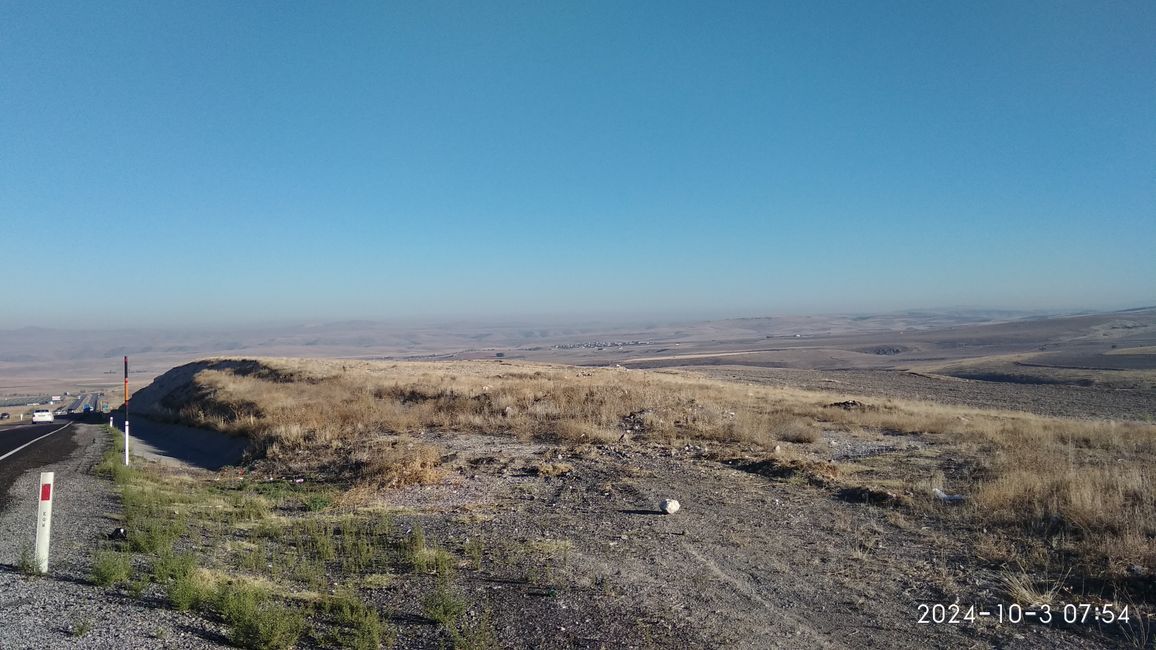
[{"x1": 660, "y1": 499, "x2": 681, "y2": 514}]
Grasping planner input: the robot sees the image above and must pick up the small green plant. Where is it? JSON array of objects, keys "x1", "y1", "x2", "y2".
[
  {"x1": 451, "y1": 607, "x2": 500, "y2": 650},
  {"x1": 289, "y1": 552, "x2": 328, "y2": 589},
  {"x1": 230, "y1": 599, "x2": 306, "y2": 649},
  {"x1": 413, "y1": 547, "x2": 456, "y2": 578},
  {"x1": 232, "y1": 494, "x2": 270, "y2": 521},
  {"x1": 302, "y1": 520, "x2": 337, "y2": 560},
  {"x1": 327, "y1": 591, "x2": 392, "y2": 650},
  {"x1": 17, "y1": 544, "x2": 39, "y2": 576},
  {"x1": 423, "y1": 580, "x2": 465, "y2": 629},
  {"x1": 128, "y1": 575, "x2": 150, "y2": 598},
  {"x1": 217, "y1": 581, "x2": 267, "y2": 624},
  {"x1": 215, "y1": 580, "x2": 305, "y2": 649},
  {"x1": 71, "y1": 618, "x2": 95, "y2": 637},
  {"x1": 168, "y1": 573, "x2": 208, "y2": 611},
  {"x1": 302, "y1": 492, "x2": 333, "y2": 511},
  {"x1": 338, "y1": 524, "x2": 378, "y2": 574},
  {"x1": 128, "y1": 519, "x2": 183, "y2": 554},
  {"x1": 91, "y1": 549, "x2": 132, "y2": 587},
  {"x1": 465, "y1": 538, "x2": 484, "y2": 570},
  {"x1": 153, "y1": 551, "x2": 197, "y2": 582},
  {"x1": 407, "y1": 525, "x2": 426, "y2": 557}
]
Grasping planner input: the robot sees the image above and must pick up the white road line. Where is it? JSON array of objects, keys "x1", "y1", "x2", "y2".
[{"x1": 0, "y1": 422, "x2": 72, "y2": 462}]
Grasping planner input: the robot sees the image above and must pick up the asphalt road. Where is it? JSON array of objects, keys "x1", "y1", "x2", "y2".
[{"x1": 0, "y1": 420, "x2": 78, "y2": 515}]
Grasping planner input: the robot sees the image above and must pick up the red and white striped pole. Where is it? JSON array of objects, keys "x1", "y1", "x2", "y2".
[
  {"x1": 35, "y1": 472, "x2": 54, "y2": 573},
  {"x1": 123, "y1": 356, "x2": 130, "y2": 466}
]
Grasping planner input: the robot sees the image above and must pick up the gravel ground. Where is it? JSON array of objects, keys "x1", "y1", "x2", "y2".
[{"x1": 0, "y1": 423, "x2": 230, "y2": 649}]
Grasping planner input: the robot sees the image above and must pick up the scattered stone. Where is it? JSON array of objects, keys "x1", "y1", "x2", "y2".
[
  {"x1": 932, "y1": 488, "x2": 966, "y2": 504},
  {"x1": 827, "y1": 400, "x2": 866, "y2": 410},
  {"x1": 660, "y1": 499, "x2": 680, "y2": 514},
  {"x1": 620, "y1": 409, "x2": 651, "y2": 433}
]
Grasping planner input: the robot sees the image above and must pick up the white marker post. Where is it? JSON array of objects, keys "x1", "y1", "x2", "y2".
[
  {"x1": 35, "y1": 472, "x2": 54, "y2": 573},
  {"x1": 123, "y1": 355, "x2": 130, "y2": 466}
]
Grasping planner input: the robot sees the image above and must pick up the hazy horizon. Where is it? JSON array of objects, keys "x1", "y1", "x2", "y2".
[
  {"x1": 3, "y1": 2, "x2": 1153, "y2": 329},
  {"x1": 2, "y1": 302, "x2": 1151, "y2": 333}
]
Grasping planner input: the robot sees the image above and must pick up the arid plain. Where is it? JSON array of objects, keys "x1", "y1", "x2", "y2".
[{"x1": 2, "y1": 308, "x2": 1154, "y2": 648}]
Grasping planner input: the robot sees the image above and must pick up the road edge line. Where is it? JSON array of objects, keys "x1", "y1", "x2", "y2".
[{"x1": 0, "y1": 422, "x2": 73, "y2": 462}]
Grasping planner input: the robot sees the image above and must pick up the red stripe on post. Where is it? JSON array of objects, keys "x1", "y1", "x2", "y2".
[{"x1": 40, "y1": 484, "x2": 51, "y2": 501}]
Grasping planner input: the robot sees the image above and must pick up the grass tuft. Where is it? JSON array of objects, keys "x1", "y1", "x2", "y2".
[{"x1": 91, "y1": 549, "x2": 132, "y2": 587}]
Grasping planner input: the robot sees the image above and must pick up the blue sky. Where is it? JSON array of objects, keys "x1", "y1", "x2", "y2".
[{"x1": 2, "y1": 1, "x2": 1153, "y2": 327}]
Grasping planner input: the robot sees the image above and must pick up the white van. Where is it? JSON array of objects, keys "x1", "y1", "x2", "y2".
[{"x1": 32, "y1": 409, "x2": 54, "y2": 423}]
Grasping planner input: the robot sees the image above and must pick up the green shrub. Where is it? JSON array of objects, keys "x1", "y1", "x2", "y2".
[
  {"x1": 451, "y1": 608, "x2": 500, "y2": 650},
  {"x1": 302, "y1": 492, "x2": 333, "y2": 511},
  {"x1": 91, "y1": 549, "x2": 132, "y2": 587},
  {"x1": 127, "y1": 518, "x2": 185, "y2": 554},
  {"x1": 153, "y1": 551, "x2": 197, "y2": 582},
  {"x1": 232, "y1": 494, "x2": 270, "y2": 521},
  {"x1": 232, "y1": 602, "x2": 305, "y2": 650},
  {"x1": 465, "y1": 538, "x2": 484, "y2": 570},
  {"x1": 413, "y1": 548, "x2": 455, "y2": 578},
  {"x1": 168, "y1": 573, "x2": 207, "y2": 611},
  {"x1": 17, "y1": 544, "x2": 39, "y2": 576},
  {"x1": 327, "y1": 591, "x2": 391, "y2": 650},
  {"x1": 217, "y1": 582, "x2": 267, "y2": 623},
  {"x1": 423, "y1": 581, "x2": 465, "y2": 628},
  {"x1": 214, "y1": 582, "x2": 304, "y2": 649}
]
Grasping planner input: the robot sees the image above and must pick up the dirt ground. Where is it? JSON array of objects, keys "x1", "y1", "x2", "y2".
[{"x1": 342, "y1": 430, "x2": 1116, "y2": 649}]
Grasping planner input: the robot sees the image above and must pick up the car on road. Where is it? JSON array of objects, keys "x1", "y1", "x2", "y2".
[{"x1": 32, "y1": 409, "x2": 55, "y2": 423}]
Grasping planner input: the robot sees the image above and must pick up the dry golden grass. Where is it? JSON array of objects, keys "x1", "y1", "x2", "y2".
[
  {"x1": 532, "y1": 462, "x2": 574, "y2": 477},
  {"x1": 155, "y1": 357, "x2": 1155, "y2": 597}
]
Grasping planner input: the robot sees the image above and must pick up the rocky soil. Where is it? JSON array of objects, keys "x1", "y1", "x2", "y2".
[
  {"x1": 345, "y1": 430, "x2": 1115, "y2": 649},
  {"x1": 0, "y1": 423, "x2": 230, "y2": 649}
]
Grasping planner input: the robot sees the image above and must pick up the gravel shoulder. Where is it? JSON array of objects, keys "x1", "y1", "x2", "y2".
[
  {"x1": 116, "y1": 416, "x2": 248, "y2": 471},
  {"x1": 0, "y1": 423, "x2": 230, "y2": 649}
]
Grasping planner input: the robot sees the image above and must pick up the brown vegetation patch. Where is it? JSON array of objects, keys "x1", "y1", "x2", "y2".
[
  {"x1": 735, "y1": 457, "x2": 840, "y2": 486},
  {"x1": 133, "y1": 356, "x2": 1156, "y2": 609}
]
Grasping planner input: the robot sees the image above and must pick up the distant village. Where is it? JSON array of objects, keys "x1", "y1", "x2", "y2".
[{"x1": 551, "y1": 340, "x2": 653, "y2": 350}]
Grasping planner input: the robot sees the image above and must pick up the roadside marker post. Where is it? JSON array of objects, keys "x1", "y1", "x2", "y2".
[
  {"x1": 123, "y1": 355, "x2": 130, "y2": 467},
  {"x1": 35, "y1": 472, "x2": 54, "y2": 573}
]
